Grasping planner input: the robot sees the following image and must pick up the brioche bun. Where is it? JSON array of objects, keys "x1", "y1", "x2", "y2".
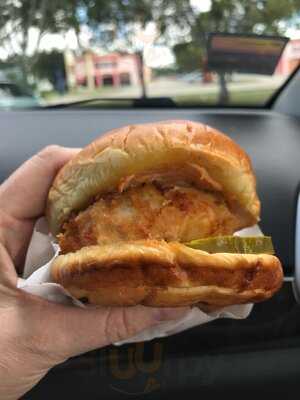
[
  {"x1": 47, "y1": 120, "x2": 282, "y2": 307},
  {"x1": 51, "y1": 240, "x2": 283, "y2": 306},
  {"x1": 47, "y1": 120, "x2": 260, "y2": 235}
]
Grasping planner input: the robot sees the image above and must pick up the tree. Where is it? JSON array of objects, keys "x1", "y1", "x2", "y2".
[
  {"x1": 32, "y1": 51, "x2": 66, "y2": 92},
  {"x1": 173, "y1": 42, "x2": 203, "y2": 72},
  {"x1": 0, "y1": 0, "x2": 81, "y2": 80},
  {"x1": 0, "y1": 0, "x2": 186, "y2": 85},
  {"x1": 187, "y1": 0, "x2": 300, "y2": 103},
  {"x1": 83, "y1": 0, "x2": 193, "y2": 51},
  {"x1": 191, "y1": 0, "x2": 300, "y2": 41}
]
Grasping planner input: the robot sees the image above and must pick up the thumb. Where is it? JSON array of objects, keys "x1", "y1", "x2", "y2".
[
  {"x1": 0, "y1": 145, "x2": 81, "y2": 221},
  {"x1": 40, "y1": 302, "x2": 189, "y2": 362}
]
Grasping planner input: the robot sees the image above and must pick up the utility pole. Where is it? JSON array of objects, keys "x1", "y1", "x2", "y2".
[
  {"x1": 138, "y1": 51, "x2": 147, "y2": 98},
  {"x1": 218, "y1": 71, "x2": 229, "y2": 104}
]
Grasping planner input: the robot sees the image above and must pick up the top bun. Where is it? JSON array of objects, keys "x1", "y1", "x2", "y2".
[{"x1": 47, "y1": 120, "x2": 260, "y2": 235}]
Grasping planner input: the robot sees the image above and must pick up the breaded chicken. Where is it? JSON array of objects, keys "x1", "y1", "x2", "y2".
[{"x1": 59, "y1": 183, "x2": 248, "y2": 254}]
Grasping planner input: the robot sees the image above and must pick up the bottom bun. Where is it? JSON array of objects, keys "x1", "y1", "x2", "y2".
[{"x1": 51, "y1": 240, "x2": 283, "y2": 307}]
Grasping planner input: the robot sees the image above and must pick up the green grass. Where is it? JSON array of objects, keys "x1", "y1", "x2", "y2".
[
  {"x1": 40, "y1": 86, "x2": 120, "y2": 101},
  {"x1": 41, "y1": 87, "x2": 275, "y2": 107},
  {"x1": 175, "y1": 88, "x2": 275, "y2": 106}
]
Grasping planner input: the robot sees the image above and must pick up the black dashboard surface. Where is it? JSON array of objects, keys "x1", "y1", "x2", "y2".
[
  {"x1": 1, "y1": 108, "x2": 300, "y2": 273},
  {"x1": 1, "y1": 108, "x2": 300, "y2": 399}
]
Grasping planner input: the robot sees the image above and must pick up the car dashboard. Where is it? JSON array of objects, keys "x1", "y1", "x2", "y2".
[{"x1": 1, "y1": 108, "x2": 300, "y2": 399}]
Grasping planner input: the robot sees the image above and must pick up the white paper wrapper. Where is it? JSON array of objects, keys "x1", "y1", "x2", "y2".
[{"x1": 18, "y1": 218, "x2": 262, "y2": 345}]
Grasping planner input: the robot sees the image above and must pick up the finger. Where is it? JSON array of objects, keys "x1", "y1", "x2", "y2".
[
  {"x1": 0, "y1": 146, "x2": 80, "y2": 221},
  {"x1": 36, "y1": 301, "x2": 189, "y2": 362},
  {"x1": 0, "y1": 243, "x2": 17, "y2": 289}
]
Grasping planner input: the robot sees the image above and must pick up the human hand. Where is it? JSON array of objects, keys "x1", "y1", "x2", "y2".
[{"x1": 0, "y1": 145, "x2": 188, "y2": 399}]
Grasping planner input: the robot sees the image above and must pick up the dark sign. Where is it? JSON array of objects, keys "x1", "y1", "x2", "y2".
[{"x1": 207, "y1": 33, "x2": 289, "y2": 75}]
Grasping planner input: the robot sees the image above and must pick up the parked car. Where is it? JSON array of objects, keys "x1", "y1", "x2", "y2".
[
  {"x1": 0, "y1": 81, "x2": 41, "y2": 109},
  {"x1": 179, "y1": 71, "x2": 203, "y2": 83}
]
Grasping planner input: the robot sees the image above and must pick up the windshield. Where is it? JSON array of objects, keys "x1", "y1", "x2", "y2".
[{"x1": 0, "y1": 0, "x2": 299, "y2": 109}]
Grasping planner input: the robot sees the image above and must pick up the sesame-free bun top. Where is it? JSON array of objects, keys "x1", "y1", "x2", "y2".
[{"x1": 47, "y1": 120, "x2": 260, "y2": 235}]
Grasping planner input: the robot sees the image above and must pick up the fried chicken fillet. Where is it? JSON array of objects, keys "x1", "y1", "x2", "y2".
[
  {"x1": 59, "y1": 183, "x2": 249, "y2": 254},
  {"x1": 46, "y1": 120, "x2": 283, "y2": 307}
]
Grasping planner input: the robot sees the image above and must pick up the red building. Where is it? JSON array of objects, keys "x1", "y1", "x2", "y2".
[
  {"x1": 276, "y1": 39, "x2": 300, "y2": 76},
  {"x1": 74, "y1": 52, "x2": 141, "y2": 87}
]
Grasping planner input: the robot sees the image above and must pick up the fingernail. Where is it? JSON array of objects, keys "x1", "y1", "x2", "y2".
[{"x1": 152, "y1": 307, "x2": 190, "y2": 322}]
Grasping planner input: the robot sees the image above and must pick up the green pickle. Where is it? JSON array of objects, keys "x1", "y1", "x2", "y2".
[{"x1": 185, "y1": 236, "x2": 274, "y2": 255}]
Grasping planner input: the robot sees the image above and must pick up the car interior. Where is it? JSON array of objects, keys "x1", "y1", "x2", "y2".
[
  {"x1": 1, "y1": 1, "x2": 300, "y2": 398},
  {"x1": 0, "y1": 66, "x2": 299, "y2": 399}
]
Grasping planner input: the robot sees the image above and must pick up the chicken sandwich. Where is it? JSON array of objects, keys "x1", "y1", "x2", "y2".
[{"x1": 47, "y1": 120, "x2": 283, "y2": 307}]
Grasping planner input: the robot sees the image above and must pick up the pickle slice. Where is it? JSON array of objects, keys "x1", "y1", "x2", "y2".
[{"x1": 185, "y1": 236, "x2": 274, "y2": 255}]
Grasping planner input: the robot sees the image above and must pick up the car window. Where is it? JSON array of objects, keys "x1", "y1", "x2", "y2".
[{"x1": 0, "y1": 0, "x2": 299, "y2": 109}]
